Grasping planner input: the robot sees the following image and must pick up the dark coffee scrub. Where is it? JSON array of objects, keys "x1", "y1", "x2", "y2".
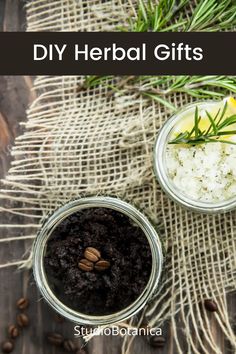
[{"x1": 44, "y1": 207, "x2": 152, "y2": 316}]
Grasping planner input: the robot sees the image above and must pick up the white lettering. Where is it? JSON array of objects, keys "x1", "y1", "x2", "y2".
[
  {"x1": 113, "y1": 44, "x2": 126, "y2": 60},
  {"x1": 112, "y1": 326, "x2": 119, "y2": 336},
  {"x1": 90, "y1": 47, "x2": 103, "y2": 60},
  {"x1": 104, "y1": 47, "x2": 111, "y2": 60},
  {"x1": 74, "y1": 326, "x2": 80, "y2": 336},
  {"x1": 154, "y1": 44, "x2": 170, "y2": 60},
  {"x1": 34, "y1": 44, "x2": 67, "y2": 61},
  {"x1": 34, "y1": 44, "x2": 47, "y2": 61},
  {"x1": 193, "y1": 47, "x2": 203, "y2": 61},
  {"x1": 54, "y1": 44, "x2": 67, "y2": 60},
  {"x1": 75, "y1": 44, "x2": 89, "y2": 60}
]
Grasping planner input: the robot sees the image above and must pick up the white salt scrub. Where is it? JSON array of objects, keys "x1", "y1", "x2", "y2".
[
  {"x1": 166, "y1": 140, "x2": 236, "y2": 202},
  {"x1": 166, "y1": 97, "x2": 236, "y2": 203}
]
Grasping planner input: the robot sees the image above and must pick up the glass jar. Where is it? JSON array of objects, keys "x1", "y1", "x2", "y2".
[
  {"x1": 154, "y1": 101, "x2": 236, "y2": 214},
  {"x1": 33, "y1": 196, "x2": 163, "y2": 326}
]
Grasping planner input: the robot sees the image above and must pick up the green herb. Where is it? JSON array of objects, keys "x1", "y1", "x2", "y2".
[
  {"x1": 121, "y1": 0, "x2": 188, "y2": 32},
  {"x1": 186, "y1": 0, "x2": 236, "y2": 31},
  {"x1": 80, "y1": 75, "x2": 236, "y2": 112},
  {"x1": 81, "y1": 0, "x2": 236, "y2": 109},
  {"x1": 81, "y1": 75, "x2": 113, "y2": 89},
  {"x1": 124, "y1": 0, "x2": 236, "y2": 32},
  {"x1": 136, "y1": 76, "x2": 236, "y2": 110},
  {"x1": 169, "y1": 102, "x2": 236, "y2": 146}
]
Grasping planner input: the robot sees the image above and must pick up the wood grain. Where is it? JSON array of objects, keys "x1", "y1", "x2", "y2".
[{"x1": 0, "y1": 1, "x2": 235, "y2": 354}]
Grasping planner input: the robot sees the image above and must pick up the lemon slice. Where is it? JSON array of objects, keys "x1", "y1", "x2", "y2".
[
  {"x1": 173, "y1": 102, "x2": 219, "y2": 135},
  {"x1": 172, "y1": 97, "x2": 236, "y2": 141},
  {"x1": 225, "y1": 96, "x2": 236, "y2": 114}
]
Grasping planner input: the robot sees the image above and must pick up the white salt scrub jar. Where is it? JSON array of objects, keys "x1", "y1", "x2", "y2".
[{"x1": 154, "y1": 97, "x2": 236, "y2": 213}]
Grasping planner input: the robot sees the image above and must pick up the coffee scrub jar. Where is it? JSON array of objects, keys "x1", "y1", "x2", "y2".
[
  {"x1": 33, "y1": 197, "x2": 163, "y2": 326},
  {"x1": 154, "y1": 97, "x2": 236, "y2": 213}
]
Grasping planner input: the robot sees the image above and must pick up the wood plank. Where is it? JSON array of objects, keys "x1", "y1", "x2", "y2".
[
  {"x1": 0, "y1": 1, "x2": 5, "y2": 31},
  {"x1": 3, "y1": 0, "x2": 26, "y2": 31}
]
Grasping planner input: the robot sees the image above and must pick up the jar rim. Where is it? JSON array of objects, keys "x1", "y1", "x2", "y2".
[
  {"x1": 33, "y1": 196, "x2": 163, "y2": 325},
  {"x1": 154, "y1": 100, "x2": 236, "y2": 213}
]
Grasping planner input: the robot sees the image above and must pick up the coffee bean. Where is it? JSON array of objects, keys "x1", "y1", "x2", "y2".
[
  {"x1": 8, "y1": 324, "x2": 20, "y2": 339},
  {"x1": 78, "y1": 259, "x2": 94, "y2": 272},
  {"x1": 94, "y1": 259, "x2": 110, "y2": 271},
  {"x1": 47, "y1": 332, "x2": 64, "y2": 346},
  {"x1": 84, "y1": 247, "x2": 101, "y2": 263},
  {"x1": 2, "y1": 340, "x2": 14, "y2": 353},
  {"x1": 148, "y1": 335, "x2": 165, "y2": 348},
  {"x1": 17, "y1": 313, "x2": 29, "y2": 327},
  {"x1": 16, "y1": 297, "x2": 29, "y2": 310},
  {"x1": 204, "y1": 299, "x2": 218, "y2": 312},
  {"x1": 63, "y1": 339, "x2": 77, "y2": 352}
]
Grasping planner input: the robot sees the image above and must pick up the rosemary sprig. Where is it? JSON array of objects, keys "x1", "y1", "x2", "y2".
[
  {"x1": 81, "y1": 0, "x2": 236, "y2": 109},
  {"x1": 186, "y1": 0, "x2": 236, "y2": 32},
  {"x1": 125, "y1": 0, "x2": 236, "y2": 32},
  {"x1": 169, "y1": 103, "x2": 236, "y2": 146},
  {"x1": 82, "y1": 75, "x2": 113, "y2": 89},
  {"x1": 122, "y1": 0, "x2": 188, "y2": 32},
  {"x1": 79, "y1": 75, "x2": 236, "y2": 112}
]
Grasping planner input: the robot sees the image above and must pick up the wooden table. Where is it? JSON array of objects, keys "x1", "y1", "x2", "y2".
[{"x1": 0, "y1": 2, "x2": 235, "y2": 353}]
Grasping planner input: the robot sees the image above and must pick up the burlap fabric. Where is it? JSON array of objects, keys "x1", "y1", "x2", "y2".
[{"x1": 0, "y1": 1, "x2": 235, "y2": 353}]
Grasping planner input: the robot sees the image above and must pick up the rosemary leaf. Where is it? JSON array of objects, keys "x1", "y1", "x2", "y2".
[
  {"x1": 217, "y1": 102, "x2": 228, "y2": 126},
  {"x1": 218, "y1": 115, "x2": 236, "y2": 130},
  {"x1": 207, "y1": 139, "x2": 236, "y2": 145},
  {"x1": 143, "y1": 92, "x2": 177, "y2": 111},
  {"x1": 206, "y1": 111, "x2": 217, "y2": 134},
  {"x1": 194, "y1": 107, "x2": 199, "y2": 138},
  {"x1": 169, "y1": 106, "x2": 236, "y2": 146}
]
